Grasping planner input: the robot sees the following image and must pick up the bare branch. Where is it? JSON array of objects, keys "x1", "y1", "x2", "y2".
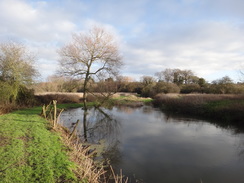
[{"x1": 57, "y1": 26, "x2": 123, "y2": 106}]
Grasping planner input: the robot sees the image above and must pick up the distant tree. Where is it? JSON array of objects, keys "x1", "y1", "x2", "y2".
[
  {"x1": 116, "y1": 76, "x2": 135, "y2": 92},
  {"x1": 58, "y1": 26, "x2": 122, "y2": 108},
  {"x1": 198, "y1": 78, "x2": 206, "y2": 87},
  {"x1": 181, "y1": 70, "x2": 194, "y2": 84},
  {"x1": 211, "y1": 76, "x2": 235, "y2": 94},
  {"x1": 140, "y1": 76, "x2": 156, "y2": 97},
  {"x1": 141, "y1": 76, "x2": 156, "y2": 86},
  {"x1": 216, "y1": 76, "x2": 233, "y2": 84},
  {"x1": 47, "y1": 75, "x2": 82, "y2": 92},
  {"x1": 172, "y1": 69, "x2": 183, "y2": 85},
  {"x1": 155, "y1": 68, "x2": 197, "y2": 85},
  {"x1": 155, "y1": 68, "x2": 174, "y2": 82}
]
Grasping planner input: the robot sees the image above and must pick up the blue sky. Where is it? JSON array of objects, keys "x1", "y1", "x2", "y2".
[{"x1": 1, "y1": 0, "x2": 244, "y2": 82}]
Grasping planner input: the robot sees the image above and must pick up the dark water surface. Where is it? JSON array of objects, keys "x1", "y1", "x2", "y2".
[{"x1": 60, "y1": 106, "x2": 244, "y2": 183}]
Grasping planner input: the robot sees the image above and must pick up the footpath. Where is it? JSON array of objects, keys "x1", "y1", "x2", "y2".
[{"x1": 0, "y1": 107, "x2": 77, "y2": 183}]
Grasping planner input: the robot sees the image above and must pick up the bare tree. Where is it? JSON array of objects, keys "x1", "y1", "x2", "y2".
[
  {"x1": 141, "y1": 75, "x2": 156, "y2": 86},
  {"x1": 155, "y1": 68, "x2": 198, "y2": 85},
  {"x1": 58, "y1": 26, "x2": 122, "y2": 108}
]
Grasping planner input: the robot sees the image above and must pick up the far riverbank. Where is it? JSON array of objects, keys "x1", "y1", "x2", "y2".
[{"x1": 153, "y1": 94, "x2": 244, "y2": 128}]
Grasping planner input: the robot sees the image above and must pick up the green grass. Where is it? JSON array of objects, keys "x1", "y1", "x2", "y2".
[
  {"x1": 0, "y1": 108, "x2": 77, "y2": 183},
  {"x1": 53, "y1": 96, "x2": 152, "y2": 108},
  {"x1": 109, "y1": 95, "x2": 152, "y2": 105}
]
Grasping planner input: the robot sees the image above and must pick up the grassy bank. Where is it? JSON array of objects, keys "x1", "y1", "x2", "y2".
[
  {"x1": 108, "y1": 95, "x2": 152, "y2": 107},
  {"x1": 153, "y1": 94, "x2": 244, "y2": 127},
  {"x1": 0, "y1": 102, "x2": 129, "y2": 183},
  {"x1": 35, "y1": 92, "x2": 152, "y2": 106},
  {"x1": 0, "y1": 107, "x2": 77, "y2": 183}
]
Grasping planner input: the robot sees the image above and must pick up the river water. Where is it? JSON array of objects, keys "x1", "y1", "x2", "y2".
[{"x1": 59, "y1": 106, "x2": 244, "y2": 183}]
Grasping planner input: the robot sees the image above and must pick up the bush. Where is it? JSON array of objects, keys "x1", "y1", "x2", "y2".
[
  {"x1": 180, "y1": 84, "x2": 201, "y2": 94},
  {"x1": 153, "y1": 82, "x2": 180, "y2": 94},
  {"x1": 36, "y1": 94, "x2": 82, "y2": 104},
  {"x1": 16, "y1": 85, "x2": 36, "y2": 106},
  {"x1": 0, "y1": 81, "x2": 18, "y2": 104}
]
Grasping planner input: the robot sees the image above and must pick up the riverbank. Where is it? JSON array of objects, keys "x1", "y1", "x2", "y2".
[
  {"x1": 0, "y1": 107, "x2": 78, "y2": 182},
  {"x1": 35, "y1": 91, "x2": 152, "y2": 108},
  {"x1": 153, "y1": 94, "x2": 244, "y2": 127},
  {"x1": 0, "y1": 101, "x2": 130, "y2": 183},
  {"x1": 107, "y1": 95, "x2": 152, "y2": 107}
]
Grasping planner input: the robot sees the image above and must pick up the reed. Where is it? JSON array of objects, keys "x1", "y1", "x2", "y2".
[
  {"x1": 153, "y1": 94, "x2": 244, "y2": 125},
  {"x1": 43, "y1": 101, "x2": 128, "y2": 183}
]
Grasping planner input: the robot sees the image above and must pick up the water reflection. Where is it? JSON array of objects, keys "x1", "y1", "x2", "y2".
[
  {"x1": 60, "y1": 107, "x2": 122, "y2": 166},
  {"x1": 60, "y1": 106, "x2": 244, "y2": 183}
]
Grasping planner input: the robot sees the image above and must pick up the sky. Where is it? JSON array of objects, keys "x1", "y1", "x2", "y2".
[{"x1": 1, "y1": 0, "x2": 244, "y2": 82}]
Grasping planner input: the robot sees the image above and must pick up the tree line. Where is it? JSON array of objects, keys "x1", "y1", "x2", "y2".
[
  {"x1": 1, "y1": 26, "x2": 244, "y2": 108},
  {"x1": 34, "y1": 68, "x2": 244, "y2": 98}
]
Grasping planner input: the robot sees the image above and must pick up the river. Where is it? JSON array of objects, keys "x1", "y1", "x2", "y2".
[{"x1": 59, "y1": 105, "x2": 244, "y2": 183}]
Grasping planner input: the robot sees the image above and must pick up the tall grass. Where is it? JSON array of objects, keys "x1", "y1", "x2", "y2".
[
  {"x1": 53, "y1": 122, "x2": 128, "y2": 183},
  {"x1": 153, "y1": 94, "x2": 244, "y2": 125}
]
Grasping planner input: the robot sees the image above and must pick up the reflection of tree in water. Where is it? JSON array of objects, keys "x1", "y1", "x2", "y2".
[
  {"x1": 116, "y1": 106, "x2": 135, "y2": 114},
  {"x1": 80, "y1": 107, "x2": 122, "y2": 166},
  {"x1": 235, "y1": 134, "x2": 244, "y2": 160}
]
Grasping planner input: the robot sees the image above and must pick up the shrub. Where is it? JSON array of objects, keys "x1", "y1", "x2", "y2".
[
  {"x1": 0, "y1": 81, "x2": 18, "y2": 104},
  {"x1": 154, "y1": 82, "x2": 180, "y2": 94},
  {"x1": 180, "y1": 84, "x2": 201, "y2": 94},
  {"x1": 36, "y1": 94, "x2": 82, "y2": 104},
  {"x1": 16, "y1": 85, "x2": 36, "y2": 106}
]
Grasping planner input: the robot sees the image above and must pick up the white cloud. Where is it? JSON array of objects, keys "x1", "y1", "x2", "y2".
[
  {"x1": 1, "y1": 0, "x2": 244, "y2": 82},
  {"x1": 121, "y1": 20, "x2": 244, "y2": 81}
]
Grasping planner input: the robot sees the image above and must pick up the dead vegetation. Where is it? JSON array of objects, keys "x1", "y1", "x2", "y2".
[
  {"x1": 153, "y1": 93, "x2": 244, "y2": 126},
  {"x1": 0, "y1": 135, "x2": 9, "y2": 147},
  {"x1": 41, "y1": 100, "x2": 128, "y2": 183}
]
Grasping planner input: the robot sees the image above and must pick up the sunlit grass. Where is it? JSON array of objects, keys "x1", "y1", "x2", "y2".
[
  {"x1": 110, "y1": 95, "x2": 152, "y2": 106},
  {"x1": 0, "y1": 105, "x2": 128, "y2": 183},
  {"x1": 0, "y1": 108, "x2": 77, "y2": 182}
]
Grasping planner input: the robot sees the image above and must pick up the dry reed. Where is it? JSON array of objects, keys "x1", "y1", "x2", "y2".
[
  {"x1": 55, "y1": 125, "x2": 128, "y2": 183},
  {"x1": 153, "y1": 93, "x2": 244, "y2": 124}
]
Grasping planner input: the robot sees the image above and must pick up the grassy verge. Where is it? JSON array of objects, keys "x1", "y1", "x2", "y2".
[
  {"x1": 0, "y1": 103, "x2": 128, "y2": 183},
  {"x1": 0, "y1": 107, "x2": 77, "y2": 183},
  {"x1": 153, "y1": 94, "x2": 244, "y2": 127}
]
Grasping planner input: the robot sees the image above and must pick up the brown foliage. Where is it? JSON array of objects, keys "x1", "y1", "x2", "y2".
[{"x1": 36, "y1": 94, "x2": 82, "y2": 104}]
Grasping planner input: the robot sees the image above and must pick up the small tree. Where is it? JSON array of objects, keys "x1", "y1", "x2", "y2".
[
  {"x1": 58, "y1": 26, "x2": 122, "y2": 108},
  {"x1": 0, "y1": 42, "x2": 38, "y2": 104},
  {"x1": 211, "y1": 76, "x2": 235, "y2": 94},
  {"x1": 0, "y1": 42, "x2": 38, "y2": 85}
]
